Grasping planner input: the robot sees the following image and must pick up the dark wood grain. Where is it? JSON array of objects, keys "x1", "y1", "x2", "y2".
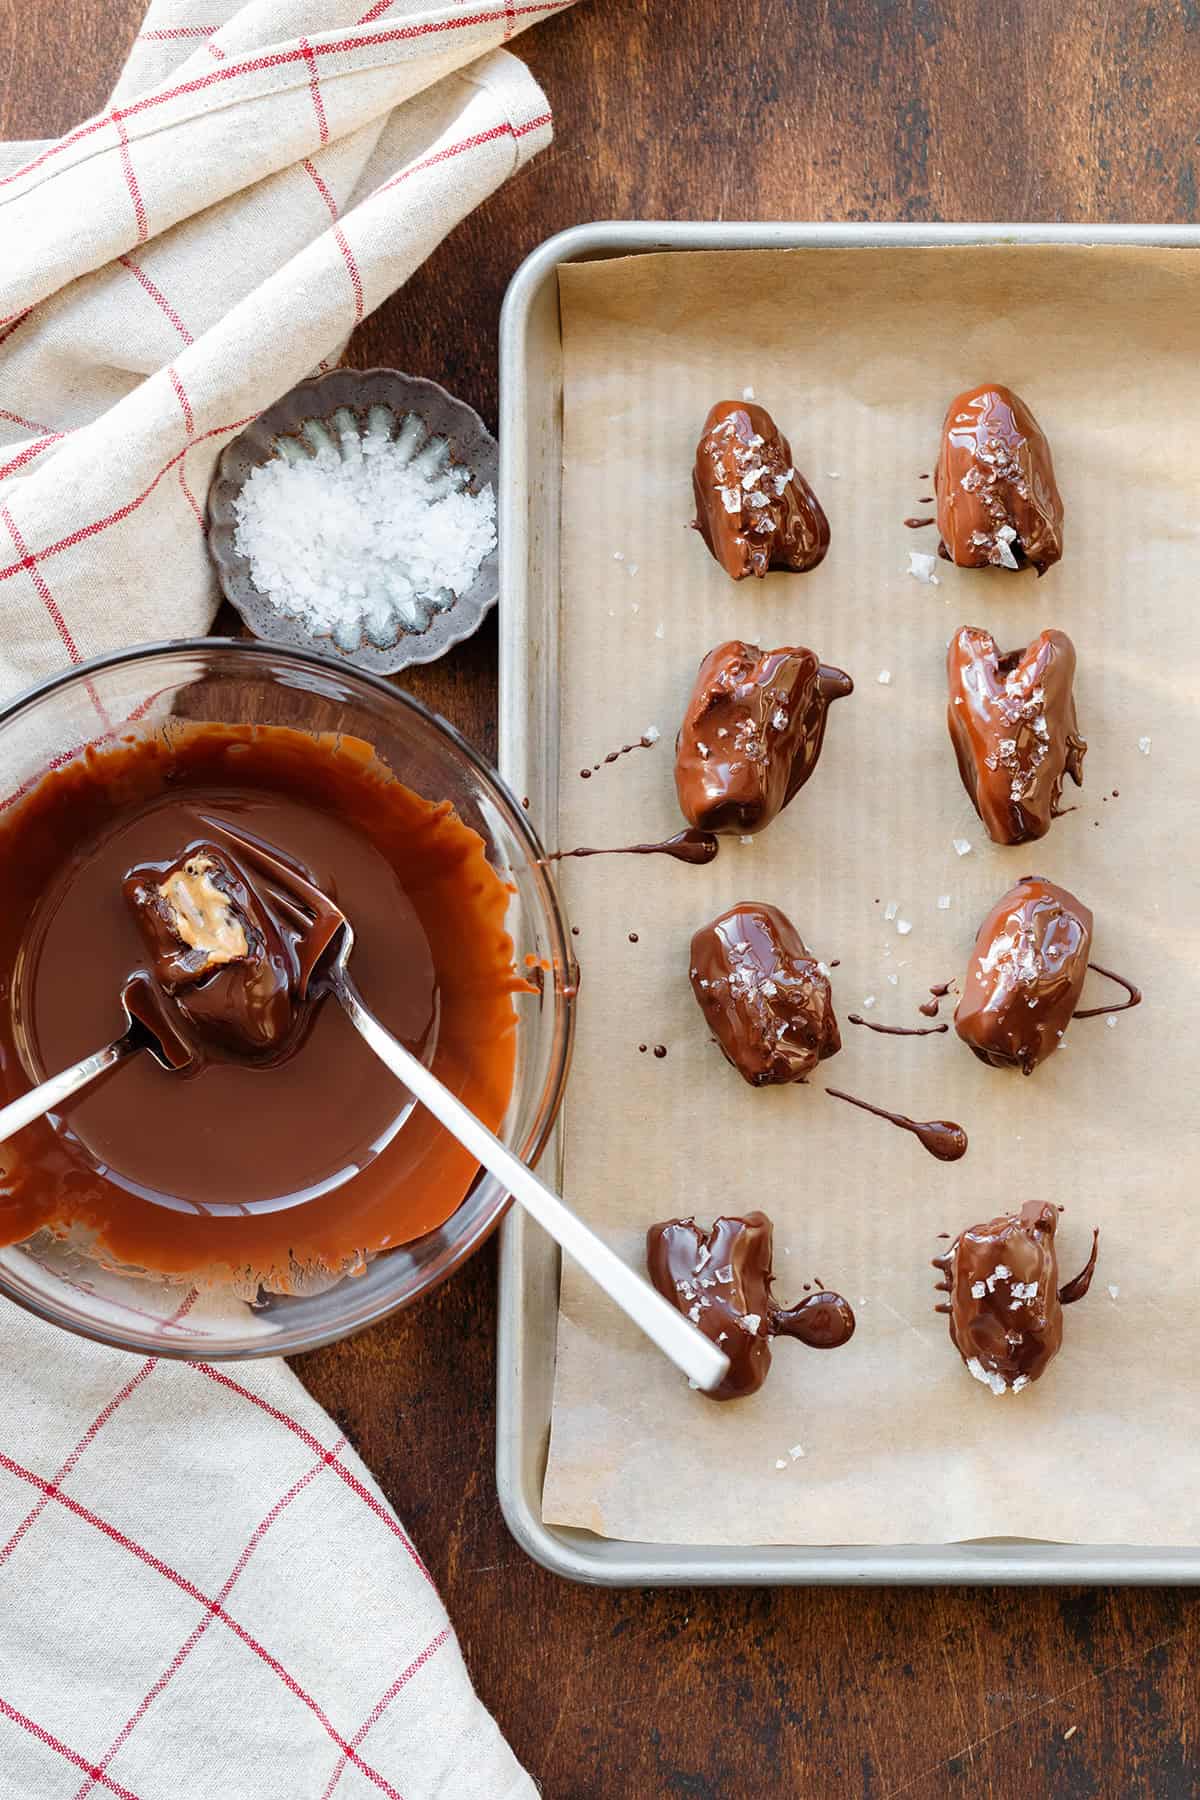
[{"x1": 4, "y1": 3, "x2": 1200, "y2": 1794}]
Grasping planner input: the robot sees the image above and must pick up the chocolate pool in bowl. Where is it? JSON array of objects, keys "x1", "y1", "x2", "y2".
[{"x1": 0, "y1": 641, "x2": 573, "y2": 1359}]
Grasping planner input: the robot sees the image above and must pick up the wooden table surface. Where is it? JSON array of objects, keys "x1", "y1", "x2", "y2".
[{"x1": 5, "y1": 2, "x2": 1200, "y2": 1793}]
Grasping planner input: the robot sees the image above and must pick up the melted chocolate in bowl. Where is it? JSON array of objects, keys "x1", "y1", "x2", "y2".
[{"x1": 0, "y1": 723, "x2": 522, "y2": 1292}]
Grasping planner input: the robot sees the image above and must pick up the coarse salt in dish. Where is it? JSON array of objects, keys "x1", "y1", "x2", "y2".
[{"x1": 231, "y1": 408, "x2": 496, "y2": 654}]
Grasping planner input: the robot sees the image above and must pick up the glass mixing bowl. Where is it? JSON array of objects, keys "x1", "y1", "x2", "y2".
[{"x1": 0, "y1": 640, "x2": 574, "y2": 1358}]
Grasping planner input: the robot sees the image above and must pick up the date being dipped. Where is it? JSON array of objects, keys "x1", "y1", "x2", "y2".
[
  {"x1": 0, "y1": 722, "x2": 523, "y2": 1287},
  {"x1": 675, "y1": 640, "x2": 853, "y2": 835},
  {"x1": 692, "y1": 400, "x2": 829, "y2": 580},
  {"x1": 947, "y1": 626, "x2": 1086, "y2": 845},
  {"x1": 647, "y1": 1211, "x2": 855, "y2": 1401},
  {"x1": 935, "y1": 384, "x2": 1064, "y2": 574},
  {"x1": 933, "y1": 1202, "x2": 1099, "y2": 1395}
]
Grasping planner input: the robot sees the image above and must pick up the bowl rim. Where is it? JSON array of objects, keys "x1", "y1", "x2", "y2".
[{"x1": 0, "y1": 636, "x2": 575, "y2": 1361}]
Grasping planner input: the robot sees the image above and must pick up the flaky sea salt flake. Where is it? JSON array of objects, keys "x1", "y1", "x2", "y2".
[
  {"x1": 896, "y1": 918, "x2": 913, "y2": 936},
  {"x1": 907, "y1": 551, "x2": 940, "y2": 585},
  {"x1": 1138, "y1": 735, "x2": 1152, "y2": 755},
  {"x1": 937, "y1": 894, "x2": 951, "y2": 910},
  {"x1": 953, "y1": 836, "x2": 973, "y2": 857},
  {"x1": 877, "y1": 669, "x2": 892, "y2": 685}
]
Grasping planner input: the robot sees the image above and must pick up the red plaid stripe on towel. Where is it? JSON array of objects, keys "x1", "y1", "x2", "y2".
[
  {"x1": 0, "y1": 1, "x2": 569, "y2": 1791},
  {"x1": 0, "y1": 1309, "x2": 536, "y2": 1797}
]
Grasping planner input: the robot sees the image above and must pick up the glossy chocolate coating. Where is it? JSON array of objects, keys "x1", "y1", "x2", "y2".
[
  {"x1": 675, "y1": 640, "x2": 853, "y2": 835},
  {"x1": 947, "y1": 626, "x2": 1086, "y2": 844},
  {"x1": 646, "y1": 1211, "x2": 855, "y2": 1401},
  {"x1": 690, "y1": 901, "x2": 840, "y2": 1086},
  {"x1": 955, "y1": 876, "x2": 1092, "y2": 1075},
  {"x1": 124, "y1": 842, "x2": 300, "y2": 1061},
  {"x1": 935, "y1": 385, "x2": 1064, "y2": 574},
  {"x1": 692, "y1": 401, "x2": 829, "y2": 580},
  {"x1": 932, "y1": 1200, "x2": 1099, "y2": 1393}
]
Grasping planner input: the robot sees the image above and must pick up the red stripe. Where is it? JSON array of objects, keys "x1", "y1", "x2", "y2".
[
  {"x1": 0, "y1": 1288, "x2": 195, "y2": 1568},
  {"x1": 70, "y1": 1443, "x2": 344, "y2": 1800},
  {"x1": 205, "y1": 40, "x2": 227, "y2": 61},
  {"x1": 0, "y1": 1363, "x2": 156, "y2": 1568},
  {"x1": 318, "y1": 1629, "x2": 451, "y2": 1800},
  {"x1": 112, "y1": 115, "x2": 148, "y2": 244},
  {"x1": 0, "y1": 406, "x2": 54, "y2": 434},
  {"x1": 167, "y1": 366, "x2": 194, "y2": 436},
  {"x1": 302, "y1": 156, "x2": 340, "y2": 221},
  {"x1": 376, "y1": 112, "x2": 551, "y2": 198},
  {"x1": 1, "y1": 500, "x2": 83, "y2": 664},
  {"x1": 0, "y1": 6, "x2": 567, "y2": 190},
  {"x1": 0, "y1": 1449, "x2": 405, "y2": 1799},
  {"x1": 138, "y1": 25, "x2": 220, "y2": 39},
  {"x1": 194, "y1": 1363, "x2": 432, "y2": 1582},
  {"x1": 0, "y1": 411, "x2": 257, "y2": 587},
  {"x1": 118, "y1": 255, "x2": 193, "y2": 344},
  {"x1": 333, "y1": 227, "x2": 365, "y2": 323},
  {"x1": 356, "y1": 0, "x2": 395, "y2": 20},
  {"x1": 0, "y1": 309, "x2": 33, "y2": 346},
  {"x1": 300, "y1": 38, "x2": 330, "y2": 145},
  {"x1": 0, "y1": 1698, "x2": 146, "y2": 1800},
  {"x1": 0, "y1": 432, "x2": 66, "y2": 481}
]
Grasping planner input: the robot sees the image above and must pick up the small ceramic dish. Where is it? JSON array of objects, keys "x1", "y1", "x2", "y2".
[{"x1": 207, "y1": 368, "x2": 499, "y2": 675}]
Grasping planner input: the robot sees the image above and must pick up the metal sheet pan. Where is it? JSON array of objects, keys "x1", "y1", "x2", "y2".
[{"x1": 495, "y1": 220, "x2": 1200, "y2": 1586}]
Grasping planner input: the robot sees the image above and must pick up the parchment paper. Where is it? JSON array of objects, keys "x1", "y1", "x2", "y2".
[{"x1": 540, "y1": 246, "x2": 1200, "y2": 1547}]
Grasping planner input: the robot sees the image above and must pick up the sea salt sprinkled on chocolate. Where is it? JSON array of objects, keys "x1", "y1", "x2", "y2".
[
  {"x1": 233, "y1": 427, "x2": 496, "y2": 650},
  {"x1": 966, "y1": 1356, "x2": 1008, "y2": 1396},
  {"x1": 742, "y1": 1312, "x2": 762, "y2": 1334}
]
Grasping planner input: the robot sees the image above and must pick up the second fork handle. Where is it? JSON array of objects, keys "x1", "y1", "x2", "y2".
[{"x1": 331, "y1": 972, "x2": 729, "y2": 1394}]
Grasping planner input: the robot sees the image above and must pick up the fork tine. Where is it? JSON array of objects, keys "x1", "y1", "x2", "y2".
[{"x1": 198, "y1": 814, "x2": 348, "y2": 1000}]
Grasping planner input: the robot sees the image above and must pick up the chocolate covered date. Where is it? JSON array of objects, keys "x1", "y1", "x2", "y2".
[
  {"x1": 947, "y1": 625, "x2": 1086, "y2": 844},
  {"x1": 933, "y1": 1201, "x2": 1098, "y2": 1394},
  {"x1": 692, "y1": 400, "x2": 829, "y2": 580},
  {"x1": 124, "y1": 843, "x2": 299, "y2": 1060},
  {"x1": 690, "y1": 901, "x2": 840, "y2": 1086},
  {"x1": 954, "y1": 876, "x2": 1092, "y2": 1074},
  {"x1": 647, "y1": 1211, "x2": 855, "y2": 1401},
  {"x1": 675, "y1": 640, "x2": 852, "y2": 835},
  {"x1": 935, "y1": 384, "x2": 1064, "y2": 574}
]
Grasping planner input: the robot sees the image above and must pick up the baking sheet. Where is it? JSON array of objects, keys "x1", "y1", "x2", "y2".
[{"x1": 540, "y1": 245, "x2": 1200, "y2": 1547}]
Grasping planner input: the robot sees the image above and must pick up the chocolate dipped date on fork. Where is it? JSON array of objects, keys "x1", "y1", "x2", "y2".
[
  {"x1": 692, "y1": 400, "x2": 829, "y2": 580},
  {"x1": 123, "y1": 841, "x2": 300, "y2": 1061},
  {"x1": 935, "y1": 384, "x2": 1064, "y2": 574},
  {"x1": 647, "y1": 1211, "x2": 855, "y2": 1401},
  {"x1": 932, "y1": 1200, "x2": 1099, "y2": 1394},
  {"x1": 955, "y1": 876, "x2": 1092, "y2": 1075},
  {"x1": 675, "y1": 640, "x2": 853, "y2": 835},
  {"x1": 690, "y1": 901, "x2": 840, "y2": 1086},
  {"x1": 947, "y1": 625, "x2": 1086, "y2": 844}
]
